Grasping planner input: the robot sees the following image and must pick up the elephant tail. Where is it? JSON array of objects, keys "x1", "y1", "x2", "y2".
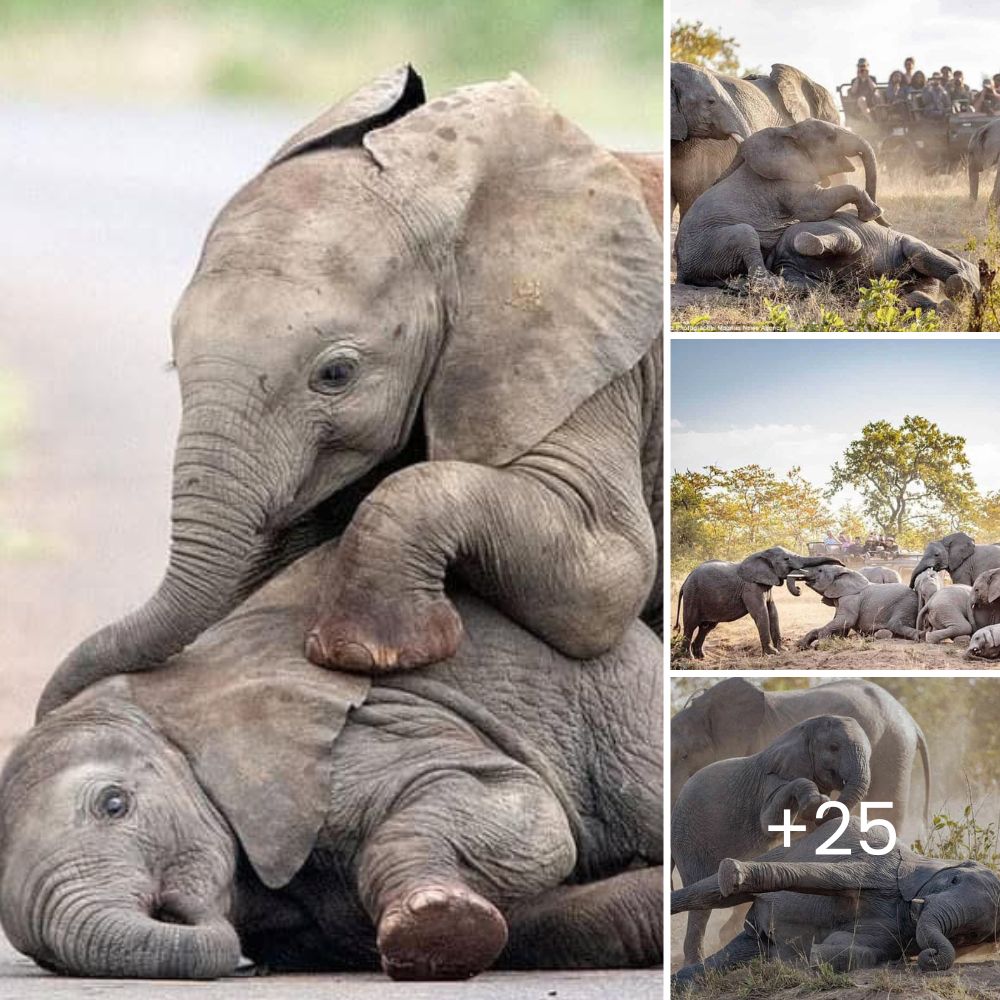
[
  {"x1": 916, "y1": 602, "x2": 928, "y2": 632},
  {"x1": 915, "y1": 722, "x2": 932, "y2": 830},
  {"x1": 674, "y1": 581, "x2": 685, "y2": 632}
]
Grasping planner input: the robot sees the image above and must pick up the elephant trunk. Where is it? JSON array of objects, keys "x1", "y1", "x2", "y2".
[
  {"x1": 798, "y1": 555, "x2": 846, "y2": 569},
  {"x1": 910, "y1": 555, "x2": 938, "y2": 588},
  {"x1": 915, "y1": 909, "x2": 958, "y2": 971},
  {"x1": 853, "y1": 135, "x2": 879, "y2": 203},
  {"x1": 836, "y1": 742, "x2": 871, "y2": 812}
]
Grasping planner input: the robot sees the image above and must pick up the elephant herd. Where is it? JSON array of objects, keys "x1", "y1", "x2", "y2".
[
  {"x1": 675, "y1": 533, "x2": 1000, "y2": 661},
  {"x1": 0, "y1": 67, "x2": 665, "y2": 981},
  {"x1": 671, "y1": 679, "x2": 1000, "y2": 986},
  {"x1": 671, "y1": 61, "x2": 981, "y2": 309}
]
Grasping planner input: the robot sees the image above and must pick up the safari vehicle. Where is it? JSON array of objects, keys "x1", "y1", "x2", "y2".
[
  {"x1": 807, "y1": 540, "x2": 920, "y2": 573},
  {"x1": 837, "y1": 82, "x2": 994, "y2": 172}
]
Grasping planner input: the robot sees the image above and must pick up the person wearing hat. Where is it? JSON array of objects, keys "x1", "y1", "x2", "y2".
[
  {"x1": 921, "y1": 73, "x2": 949, "y2": 116},
  {"x1": 849, "y1": 57, "x2": 880, "y2": 116}
]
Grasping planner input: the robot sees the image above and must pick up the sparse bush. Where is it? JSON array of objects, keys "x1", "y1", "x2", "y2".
[{"x1": 912, "y1": 801, "x2": 1000, "y2": 868}]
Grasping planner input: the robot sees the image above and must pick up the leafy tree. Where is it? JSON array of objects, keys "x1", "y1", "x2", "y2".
[
  {"x1": 670, "y1": 19, "x2": 739, "y2": 74},
  {"x1": 827, "y1": 416, "x2": 977, "y2": 539}
]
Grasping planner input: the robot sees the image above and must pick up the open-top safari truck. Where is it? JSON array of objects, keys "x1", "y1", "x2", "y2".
[{"x1": 807, "y1": 540, "x2": 921, "y2": 574}]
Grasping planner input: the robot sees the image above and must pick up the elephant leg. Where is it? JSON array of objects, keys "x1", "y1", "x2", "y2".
[
  {"x1": 673, "y1": 930, "x2": 769, "y2": 988},
  {"x1": 309, "y1": 361, "x2": 658, "y2": 672},
  {"x1": 767, "y1": 596, "x2": 782, "y2": 649},
  {"x1": 885, "y1": 617, "x2": 920, "y2": 641},
  {"x1": 810, "y1": 930, "x2": 891, "y2": 971},
  {"x1": 899, "y1": 236, "x2": 975, "y2": 300},
  {"x1": 792, "y1": 228, "x2": 863, "y2": 258},
  {"x1": 796, "y1": 616, "x2": 850, "y2": 650},
  {"x1": 789, "y1": 185, "x2": 881, "y2": 224},
  {"x1": 691, "y1": 621, "x2": 716, "y2": 658},
  {"x1": 500, "y1": 867, "x2": 663, "y2": 969},
  {"x1": 990, "y1": 166, "x2": 1000, "y2": 211},
  {"x1": 746, "y1": 593, "x2": 778, "y2": 656},
  {"x1": 715, "y1": 223, "x2": 773, "y2": 282},
  {"x1": 671, "y1": 872, "x2": 757, "y2": 914},
  {"x1": 356, "y1": 769, "x2": 575, "y2": 980},
  {"x1": 926, "y1": 622, "x2": 972, "y2": 643},
  {"x1": 719, "y1": 857, "x2": 880, "y2": 897},
  {"x1": 683, "y1": 909, "x2": 711, "y2": 965}
]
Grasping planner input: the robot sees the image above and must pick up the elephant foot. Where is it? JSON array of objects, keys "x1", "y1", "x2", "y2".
[
  {"x1": 718, "y1": 859, "x2": 747, "y2": 898},
  {"x1": 874, "y1": 628, "x2": 893, "y2": 640},
  {"x1": 377, "y1": 883, "x2": 508, "y2": 981},
  {"x1": 944, "y1": 273, "x2": 974, "y2": 299},
  {"x1": 857, "y1": 201, "x2": 883, "y2": 223},
  {"x1": 307, "y1": 590, "x2": 463, "y2": 673}
]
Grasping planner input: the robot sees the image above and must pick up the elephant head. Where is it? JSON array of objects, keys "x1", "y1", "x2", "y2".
[
  {"x1": 910, "y1": 532, "x2": 977, "y2": 587},
  {"x1": 36, "y1": 65, "x2": 662, "y2": 717},
  {"x1": 902, "y1": 862, "x2": 1000, "y2": 971},
  {"x1": 770, "y1": 715, "x2": 872, "y2": 812},
  {"x1": 970, "y1": 568, "x2": 1000, "y2": 629},
  {"x1": 965, "y1": 624, "x2": 1000, "y2": 660},
  {"x1": 670, "y1": 62, "x2": 752, "y2": 144},
  {"x1": 796, "y1": 563, "x2": 870, "y2": 605},
  {"x1": 737, "y1": 546, "x2": 844, "y2": 597},
  {"x1": 739, "y1": 119, "x2": 879, "y2": 202}
]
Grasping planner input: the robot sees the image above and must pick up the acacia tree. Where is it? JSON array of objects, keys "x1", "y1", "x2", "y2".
[
  {"x1": 670, "y1": 19, "x2": 740, "y2": 74},
  {"x1": 827, "y1": 416, "x2": 977, "y2": 539}
]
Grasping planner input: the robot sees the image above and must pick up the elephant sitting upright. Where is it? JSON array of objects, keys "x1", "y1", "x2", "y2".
[
  {"x1": 0, "y1": 543, "x2": 663, "y2": 980},
  {"x1": 37, "y1": 64, "x2": 664, "y2": 718},
  {"x1": 676, "y1": 120, "x2": 883, "y2": 288},
  {"x1": 674, "y1": 546, "x2": 843, "y2": 658},
  {"x1": 671, "y1": 819, "x2": 1000, "y2": 984},
  {"x1": 672, "y1": 715, "x2": 871, "y2": 964}
]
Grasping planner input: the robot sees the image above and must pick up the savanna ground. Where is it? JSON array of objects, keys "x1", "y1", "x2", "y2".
[
  {"x1": 670, "y1": 167, "x2": 999, "y2": 332},
  {"x1": 669, "y1": 579, "x2": 987, "y2": 669}
]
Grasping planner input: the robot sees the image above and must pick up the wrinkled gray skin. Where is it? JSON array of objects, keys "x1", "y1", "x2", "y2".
[
  {"x1": 674, "y1": 547, "x2": 843, "y2": 658},
  {"x1": 677, "y1": 120, "x2": 882, "y2": 287},
  {"x1": 965, "y1": 624, "x2": 1000, "y2": 661},
  {"x1": 969, "y1": 567, "x2": 1000, "y2": 630},
  {"x1": 670, "y1": 677, "x2": 931, "y2": 835},
  {"x1": 671, "y1": 819, "x2": 1000, "y2": 985},
  {"x1": 795, "y1": 564, "x2": 919, "y2": 648},
  {"x1": 767, "y1": 211, "x2": 979, "y2": 308},
  {"x1": 912, "y1": 567, "x2": 942, "y2": 625},
  {"x1": 37, "y1": 65, "x2": 664, "y2": 718},
  {"x1": 672, "y1": 715, "x2": 871, "y2": 964},
  {"x1": 671, "y1": 62, "x2": 840, "y2": 219},
  {"x1": 968, "y1": 119, "x2": 1000, "y2": 210},
  {"x1": 859, "y1": 566, "x2": 901, "y2": 584},
  {"x1": 909, "y1": 532, "x2": 1000, "y2": 589},
  {"x1": 0, "y1": 544, "x2": 662, "y2": 980},
  {"x1": 670, "y1": 62, "x2": 751, "y2": 149},
  {"x1": 916, "y1": 584, "x2": 974, "y2": 643}
]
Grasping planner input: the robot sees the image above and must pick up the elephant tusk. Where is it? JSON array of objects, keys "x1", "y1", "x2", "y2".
[{"x1": 728, "y1": 132, "x2": 745, "y2": 144}]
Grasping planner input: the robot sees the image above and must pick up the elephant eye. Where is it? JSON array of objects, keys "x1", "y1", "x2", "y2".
[
  {"x1": 829, "y1": 744, "x2": 839, "y2": 753},
  {"x1": 311, "y1": 355, "x2": 359, "y2": 394},
  {"x1": 95, "y1": 786, "x2": 131, "y2": 820}
]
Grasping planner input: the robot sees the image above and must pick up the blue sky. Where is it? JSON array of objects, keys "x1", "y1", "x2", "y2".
[
  {"x1": 671, "y1": 341, "x2": 1000, "y2": 495},
  {"x1": 672, "y1": 0, "x2": 1000, "y2": 95}
]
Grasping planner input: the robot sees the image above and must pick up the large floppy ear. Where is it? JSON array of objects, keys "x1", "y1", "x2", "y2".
[
  {"x1": 268, "y1": 64, "x2": 426, "y2": 167},
  {"x1": 770, "y1": 64, "x2": 839, "y2": 124},
  {"x1": 128, "y1": 559, "x2": 370, "y2": 890},
  {"x1": 986, "y1": 569, "x2": 1000, "y2": 604},
  {"x1": 362, "y1": 74, "x2": 663, "y2": 466},
  {"x1": 944, "y1": 532, "x2": 976, "y2": 571},
  {"x1": 767, "y1": 722, "x2": 814, "y2": 778},
  {"x1": 741, "y1": 127, "x2": 819, "y2": 183},
  {"x1": 738, "y1": 550, "x2": 782, "y2": 587},
  {"x1": 671, "y1": 82, "x2": 688, "y2": 142},
  {"x1": 706, "y1": 677, "x2": 765, "y2": 740},
  {"x1": 823, "y1": 568, "x2": 870, "y2": 600}
]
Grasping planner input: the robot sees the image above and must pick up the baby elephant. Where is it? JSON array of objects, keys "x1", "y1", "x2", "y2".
[
  {"x1": 676, "y1": 118, "x2": 881, "y2": 287},
  {"x1": 970, "y1": 566, "x2": 1000, "y2": 629},
  {"x1": 917, "y1": 584, "x2": 974, "y2": 643},
  {"x1": 0, "y1": 544, "x2": 662, "y2": 981},
  {"x1": 965, "y1": 624, "x2": 1000, "y2": 661},
  {"x1": 859, "y1": 566, "x2": 901, "y2": 584},
  {"x1": 672, "y1": 715, "x2": 871, "y2": 964},
  {"x1": 675, "y1": 547, "x2": 843, "y2": 658},
  {"x1": 913, "y1": 566, "x2": 942, "y2": 623},
  {"x1": 795, "y1": 564, "x2": 919, "y2": 648}
]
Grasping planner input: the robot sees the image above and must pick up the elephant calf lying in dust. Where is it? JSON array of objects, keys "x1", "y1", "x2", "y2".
[
  {"x1": 859, "y1": 566, "x2": 901, "y2": 585},
  {"x1": 965, "y1": 624, "x2": 1000, "y2": 660},
  {"x1": 767, "y1": 211, "x2": 979, "y2": 310},
  {"x1": 0, "y1": 544, "x2": 662, "y2": 980},
  {"x1": 671, "y1": 819, "x2": 1000, "y2": 984},
  {"x1": 793, "y1": 564, "x2": 919, "y2": 648},
  {"x1": 672, "y1": 715, "x2": 871, "y2": 965},
  {"x1": 916, "y1": 584, "x2": 975, "y2": 643}
]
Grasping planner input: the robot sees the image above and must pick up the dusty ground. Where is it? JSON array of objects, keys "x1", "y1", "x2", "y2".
[
  {"x1": 669, "y1": 582, "x2": 985, "y2": 670},
  {"x1": 669, "y1": 167, "x2": 995, "y2": 331}
]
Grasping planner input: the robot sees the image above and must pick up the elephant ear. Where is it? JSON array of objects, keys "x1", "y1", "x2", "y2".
[
  {"x1": 362, "y1": 74, "x2": 663, "y2": 466},
  {"x1": 128, "y1": 558, "x2": 370, "y2": 890},
  {"x1": 706, "y1": 677, "x2": 765, "y2": 739},
  {"x1": 944, "y1": 532, "x2": 976, "y2": 571},
  {"x1": 767, "y1": 722, "x2": 814, "y2": 779},
  {"x1": 268, "y1": 64, "x2": 426, "y2": 167},
  {"x1": 738, "y1": 552, "x2": 782, "y2": 587},
  {"x1": 671, "y1": 82, "x2": 688, "y2": 142},
  {"x1": 823, "y1": 568, "x2": 870, "y2": 600},
  {"x1": 770, "y1": 64, "x2": 839, "y2": 124},
  {"x1": 741, "y1": 128, "x2": 819, "y2": 184},
  {"x1": 986, "y1": 569, "x2": 1000, "y2": 604}
]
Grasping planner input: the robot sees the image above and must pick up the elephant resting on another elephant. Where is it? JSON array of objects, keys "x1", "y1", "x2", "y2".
[
  {"x1": 674, "y1": 547, "x2": 843, "y2": 658},
  {"x1": 676, "y1": 119, "x2": 882, "y2": 288},
  {"x1": 968, "y1": 119, "x2": 1000, "y2": 211},
  {"x1": 767, "y1": 212, "x2": 979, "y2": 310},
  {"x1": 671, "y1": 819, "x2": 1000, "y2": 985},
  {"x1": 794, "y1": 564, "x2": 919, "y2": 648},
  {"x1": 0, "y1": 543, "x2": 662, "y2": 980},
  {"x1": 672, "y1": 715, "x2": 871, "y2": 964}
]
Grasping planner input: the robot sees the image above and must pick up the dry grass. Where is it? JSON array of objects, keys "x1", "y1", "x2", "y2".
[{"x1": 670, "y1": 167, "x2": 996, "y2": 332}]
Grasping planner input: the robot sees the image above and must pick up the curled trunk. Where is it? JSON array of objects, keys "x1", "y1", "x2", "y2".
[
  {"x1": 854, "y1": 136, "x2": 879, "y2": 203},
  {"x1": 915, "y1": 911, "x2": 957, "y2": 971},
  {"x1": 836, "y1": 743, "x2": 871, "y2": 812},
  {"x1": 910, "y1": 556, "x2": 938, "y2": 588}
]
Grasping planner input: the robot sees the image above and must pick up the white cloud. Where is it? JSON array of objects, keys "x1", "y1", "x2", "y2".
[{"x1": 671, "y1": 418, "x2": 685, "y2": 429}]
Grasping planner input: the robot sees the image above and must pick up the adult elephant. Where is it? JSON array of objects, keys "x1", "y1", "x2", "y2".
[
  {"x1": 673, "y1": 716, "x2": 871, "y2": 964},
  {"x1": 909, "y1": 532, "x2": 1000, "y2": 588},
  {"x1": 671, "y1": 62, "x2": 840, "y2": 219},
  {"x1": 674, "y1": 547, "x2": 842, "y2": 658},
  {"x1": 968, "y1": 119, "x2": 1000, "y2": 211},
  {"x1": 670, "y1": 677, "x2": 930, "y2": 834},
  {"x1": 37, "y1": 65, "x2": 664, "y2": 717},
  {"x1": 0, "y1": 543, "x2": 662, "y2": 980},
  {"x1": 970, "y1": 567, "x2": 1000, "y2": 629},
  {"x1": 672, "y1": 820, "x2": 1000, "y2": 984}
]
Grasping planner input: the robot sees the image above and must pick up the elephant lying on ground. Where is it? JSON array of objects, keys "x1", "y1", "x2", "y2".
[
  {"x1": 767, "y1": 212, "x2": 979, "y2": 308},
  {"x1": 674, "y1": 547, "x2": 842, "y2": 657},
  {"x1": 676, "y1": 119, "x2": 882, "y2": 288},
  {"x1": 794, "y1": 564, "x2": 919, "y2": 647},
  {"x1": 671, "y1": 819, "x2": 1000, "y2": 985},
  {"x1": 670, "y1": 677, "x2": 931, "y2": 835},
  {"x1": 859, "y1": 565, "x2": 901, "y2": 584},
  {"x1": 38, "y1": 64, "x2": 664, "y2": 717},
  {"x1": 671, "y1": 62, "x2": 840, "y2": 218},
  {"x1": 970, "y1": 566, "x2": 1000, "y2": 629},
  {"x1": 672, "y1": 715, "x2": 871, "y2": 964},
  {"x1": 1, "y1": 544, "x2": 663, "y2": 980},
  {"x1": 968, "y1": 119, "x2": 1000, "y2": 211},
  {"x1": 965, "y1": 624, "x2": 1000, "y2": 661},
  {"x1": 909, "y1": 532, "x2": 1000, "y2": 588},
  {"x1": 916, "y1": 584, "x2": 974, "y2": 643}
]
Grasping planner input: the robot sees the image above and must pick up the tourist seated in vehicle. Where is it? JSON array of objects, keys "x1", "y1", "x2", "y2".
[
  {"x1": 949, "y1": 70, "x2": 972, "y2": 108},
  {"x1": 849, "y1": 58, "x2": 881, "y2": 117},
  {"x1": 901, "y1": 56, "x2": 916, "y2": 86},
  {"x1": 974, "y1": 80, "x2": 1000, "y2": 114},
  {"x1": 920, "y1": 74, "x2": 949, "y2": 117}
]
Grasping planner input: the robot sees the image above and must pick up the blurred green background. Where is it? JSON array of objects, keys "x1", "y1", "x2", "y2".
[{"x1": 0, "y1": 0, "x2": 662, "y2": 137}]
